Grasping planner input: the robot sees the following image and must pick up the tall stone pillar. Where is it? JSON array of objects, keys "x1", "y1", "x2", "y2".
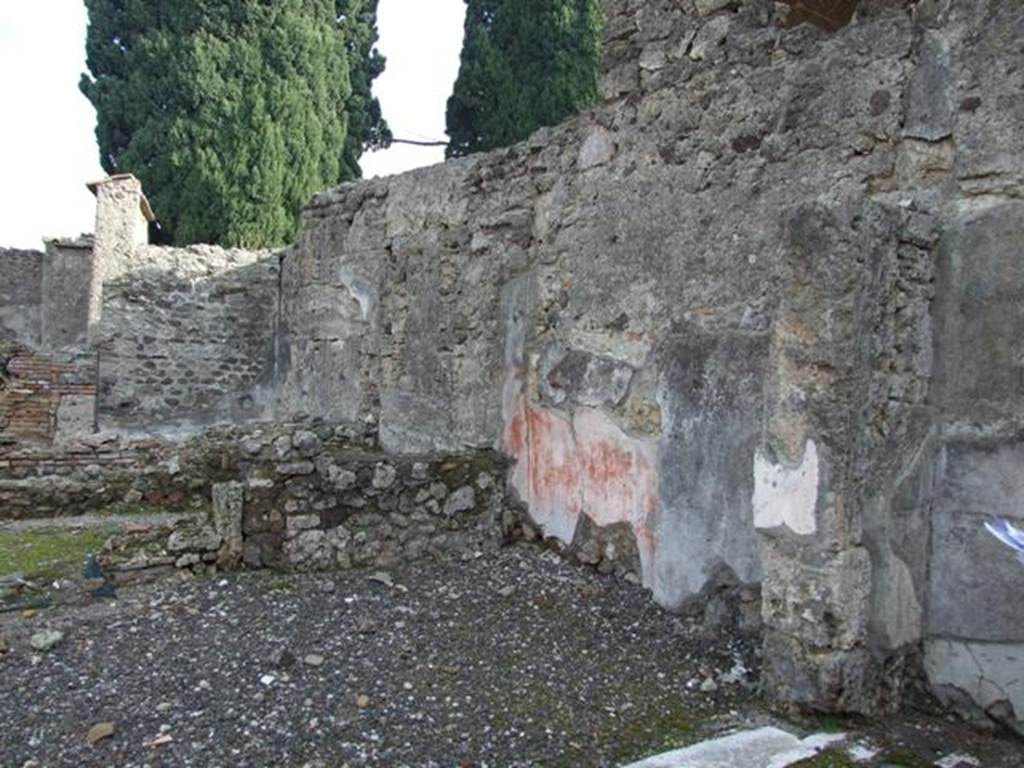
[
  {"x1": 85, "y1": 174, "x2": 154, "y2": 342},
  {"x1": 754, "y1": 198, "x2": 916, "y2": 714}
]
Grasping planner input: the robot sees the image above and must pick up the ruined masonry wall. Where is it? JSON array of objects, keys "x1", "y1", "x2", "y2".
[
  {"x1": 280, "y1": 0, "x2": 901, "y2": 632},
  {"x1": 0, "y1": 345, "x2": 97, "y2": 448},
  {"x1": 0, "y1": 249, "x2": 44, "y2": 346},
  {"x1": 277, "y1": 0, "x2": 1024, "y2": 732},
  {"x1": 96, "y1": 244, "x2": 281, "y2": 432}
]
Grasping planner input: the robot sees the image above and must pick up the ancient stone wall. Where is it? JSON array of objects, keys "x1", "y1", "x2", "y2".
[
  {"x1": 0, "y1": 422, "x2": 513, "y2": 582},
  {"x1": 95, "y1": 244, "x2": 281, "y2": 432},
  {"x1": 276, "y1": 0, "x2": 1024, "y2": 732},
  {"x1": 41, "y1": 237, "x2": 95, "y2": 349},
  {"x1": 279, "y1": 0, "x2": 898, "y2": 631},
  {"x1": 0, "y1": 343, "x2": 97, "y2": 448},
  {"x1": 0, "y1": 0, "x2": 1021, "y2": 736},
  {"x1": 0, "y1": 249, "x2": 44, "y2": 346}
]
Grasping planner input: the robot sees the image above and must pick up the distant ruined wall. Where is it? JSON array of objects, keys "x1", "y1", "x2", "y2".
[
  {"x1": 277, "y1": 0, "x2": 1024, "y2": 731},
  {"x1": 96, "y1": 244, "x2": 280, "y2": 432},
  {"x1": 0, "y1": 249, "x2": 44, "y2": 346}
]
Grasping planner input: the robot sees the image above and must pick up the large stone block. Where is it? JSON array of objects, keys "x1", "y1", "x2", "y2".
[
  {"x1": 927, "y1": 441, "x2": 1024, "y2": 643},
  {"x1": 934, "y1": 201, "x2": 1024, "y2": 424},
  {"x1": 925, "y1": 639, "x2": 1024, "y2": 736}
]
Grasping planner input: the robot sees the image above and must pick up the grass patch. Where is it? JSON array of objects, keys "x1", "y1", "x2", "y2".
[
  {"x1": 268, "y1": 580, "x2": 295, "y2": 593},
  {"x1": 602, "y1": 701, "x2": 697, "y2": 764},
  {"x1": 791, "y1": 750, "x2": 859, "y2": 767},
  {"x1": 0, "y1": 528, "x2": 111, "y2": 582}
]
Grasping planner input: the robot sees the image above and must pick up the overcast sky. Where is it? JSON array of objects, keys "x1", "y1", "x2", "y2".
[{"x1": 0, "y1": 0, "x2": 465, "y2": 250}]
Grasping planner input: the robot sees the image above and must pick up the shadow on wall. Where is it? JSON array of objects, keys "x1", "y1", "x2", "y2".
[{"x1": 782, "y1": 0, "x2": 860, "y2": 32}]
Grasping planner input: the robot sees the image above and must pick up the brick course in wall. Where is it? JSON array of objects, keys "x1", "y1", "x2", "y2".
[{"x1": 0, "y1": 344, "x2": 96, "y2": 445}]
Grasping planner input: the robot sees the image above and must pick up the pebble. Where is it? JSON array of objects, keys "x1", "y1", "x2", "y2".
[
  {"x1": 85, "y1": 722, "x2": 116, "y2": 744},
  {"x1": 356, "y1": 694, "x2": 371, "y2": 709},
  {"x1": 304, "y1": 654, "x2": 325, "y2": 667},
  {"x1": 260, "y1": 674, "x2": 276, "y2": 686},
  {"x1": 29, "y1": 630, "x2": 64, "y2": 652},
  {"x1": 700, "y1": 678, "x2": 719, "y2": 693}
]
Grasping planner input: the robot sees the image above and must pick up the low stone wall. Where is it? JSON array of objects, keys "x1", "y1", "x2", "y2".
[
  {"x1": 2, "y1": 424, "x2": 519, "y2": 580},
  {"x1": 167, "y1": 434, "x2": 513, "y2": 574}
]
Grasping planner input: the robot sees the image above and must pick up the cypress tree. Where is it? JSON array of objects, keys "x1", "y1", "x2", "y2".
[
  {"x1": 338, "y1": 0, "x2": 392, "y2": 180},
  {"x1": 81, "y1": 0, "x2": 372, "y2": 248},
  {"x1": 445, "y1": 0, "x2": 603, "y2": 159}
]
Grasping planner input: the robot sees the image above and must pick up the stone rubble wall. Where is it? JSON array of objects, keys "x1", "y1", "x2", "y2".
[
  {"x1": 0, "y1": 423, "x2": 521, "y2": 581},
  {"x1": 95, "y1": 244, "x2": 281, "y2": 432},
  {"x1": 0, "y1": 249, "x2": 44, "y2": 346}
]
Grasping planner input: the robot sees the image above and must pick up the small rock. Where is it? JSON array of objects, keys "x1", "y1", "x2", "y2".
[
  {"x1": 699, "y1": 678, "x2": 719, "y2": 693},
  {"x1": 271, "y1": 649, "x2": 297, "y2": 668},
  {"x1": 260, "y1": 674, "x2": 276, "y2": 686},
  {"x1": 356, "y1": 694, "x2": 371, "y2": 709},
  {"x1": 174, "y1": 553, "x2": 201, "y2": 569},
  {"x1": 935, "y1": 755, "x2": 981, "y2": 768},
  {"x1": 272, "y1": 435, "x2": 292, "y2": 459},
  {"x1": 443, "y1": 486, "x2": 476, "y2": 516},
  {"x1": 292, "y1": 430, "x2": 322, "y2": 458},
  {"x1": 368, "y1": 571, "x2": 394, "y2": 588},
  {"x1": 497, "y1": 585, "x2": 515, "y2": 598},
  {"x1": 29, "y1": 630, "x2": 64, "y2": 652},
  {"x1": 303, "y1": 654, "x2": 325, "y2": 667},
  {"x1": 694, "y1": 0, "x2": 732, "y2": 14},
  {"x1": 372, "y1": 463, "x2": 398, "y2": 490},
  {"x1": 86, "y1": 722, "x2": 116, "y2": 745},
  {"x1": 240, "y1": 437, "x2": 264, "y2": 456},
  {"x1": 167, "y1": 528, "x2": 222, "y2": 554},
  {"x1": 156, "y1": 702, "x2": 172, "y2": 713},
  {"x1": 276, "y1": 461, "x2": 316, "y2": 476}
]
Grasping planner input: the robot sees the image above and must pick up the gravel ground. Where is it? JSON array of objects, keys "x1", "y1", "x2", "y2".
[
  {"x1": 2, "y1": 544, "x2": 1021, "y2": 768},
  {"x1": 0, "y1": 545, "x2": 756, "y2": 768}
]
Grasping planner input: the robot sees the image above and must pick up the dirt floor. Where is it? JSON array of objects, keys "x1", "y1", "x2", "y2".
[{"x1": 0, "y1": 543, "x2": 1021, "y2": 768}]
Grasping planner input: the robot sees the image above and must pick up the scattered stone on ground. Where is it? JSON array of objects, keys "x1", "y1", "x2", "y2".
[
  {"x1": 28, "y1": 629, "x2": 63, "y2": 652},
  {"x1": 85, "y1": 722, "x2": 116, "y2": 745}
]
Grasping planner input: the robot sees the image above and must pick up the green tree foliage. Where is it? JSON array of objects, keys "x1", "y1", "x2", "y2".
[
  {"x1": 81, "y1": 0, "x2": 385, "y2": 248},
  {"x1": 338, "y1": 0, "x2": 392, "y2": 180},
  {"x1": 445, "y1": 0, "x2": 603, "y2": 159}
]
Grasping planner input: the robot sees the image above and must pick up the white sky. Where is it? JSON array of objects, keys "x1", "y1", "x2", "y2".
[{"x1": 0, "y1": 0, "x2": 465, "y2": 250}]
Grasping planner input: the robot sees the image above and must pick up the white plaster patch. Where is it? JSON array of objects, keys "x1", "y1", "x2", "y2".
[
  {"x1": 752, "y1": 440, "x2": 819, "y2": 536},
  {"x1": 621, "y1": 727, "x2": 845, "y2": 768}
]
